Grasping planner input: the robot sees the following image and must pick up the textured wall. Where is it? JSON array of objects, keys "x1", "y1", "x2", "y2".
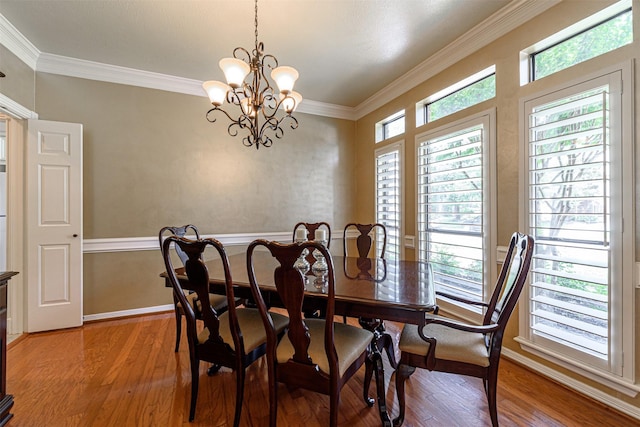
[
  {"x1": 0, "y1": 44, "x2": 35, "y2": 111},
  {"x1": 34, "y1": 73, "x2": 356, "y2": 313}
]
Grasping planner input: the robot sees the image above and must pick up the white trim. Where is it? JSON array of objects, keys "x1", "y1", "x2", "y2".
[
  {"x1": 83, "y1": 304, "x2": 174, "y2": 322},
  {"x1": 83, "y1": 231, "x2": 345, "y2": 254},
  {"x1": 505, "y1": 345, "x2": 640, "y2": 400},
  {"x1": 353, "y1": 0, "x2": 561, "y2": 120},
  {"x1": 37, "y1": 53, "x2": 205, "y2": 96},
  {"x1": 0, "y1": 13, "x2": 39, "y2": 69},
  {"x1": 0, "y1": 93, "x2": 38, "y2": 120}
]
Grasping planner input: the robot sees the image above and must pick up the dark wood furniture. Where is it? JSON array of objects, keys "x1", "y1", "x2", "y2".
[
  {"x1": 161, "y1": 237, "x2": 288, "y2": 425},
  {"x1": 343, "y1": 222, "x2": 387, "y2": 259},
  {"x1": 159, "y1": 225, "x2": 230, "y2": 352},
  {"x1": 247, "y1": 240, "x2": 375, "y2": 427},
  {"x1": 162, "y1": 252, "x2": 436, "y2": 426},
  {"x1": 393, "y1": 232, "x2": 534, "y2": 427},
  {"x1": 342, "y1": 223, "x2": 396, "y2": 368},
  {"x1": 0, "y1": 272, "x2": 17, "y2": 427}
]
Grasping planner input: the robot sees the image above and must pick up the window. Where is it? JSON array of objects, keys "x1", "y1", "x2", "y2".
[
  {"x1": 521, "y1": 0, "x2": 632, "y2": 84},
  {"x1": 375, "y1": 142, "x2": 403, "y2": 259},
  {"x1": 416, "y1": 110, "x2": 496, "y2": 315},
  {"x1": 375, "y1": 110, "x2": 405, "y2": 143},
  {"x1": 518, "y1": 66, "x2": 634, "y2": 386},
  {"x1": 416, "y1": 66, "x2": 495, "y2": 127}
]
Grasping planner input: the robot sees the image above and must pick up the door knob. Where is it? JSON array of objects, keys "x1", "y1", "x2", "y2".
[{"x1": 73, "y1": 234, "x2": 78, "y2": 238}]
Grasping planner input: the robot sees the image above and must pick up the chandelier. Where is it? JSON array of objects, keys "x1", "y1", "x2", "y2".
[{"x1": 202, "y1": 0, "x2": 302, "y2": 149}]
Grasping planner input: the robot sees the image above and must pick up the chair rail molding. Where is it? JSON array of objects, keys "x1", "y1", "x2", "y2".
[{"x1": 83, "y1": 231, "x2": 344, "y2": 253}]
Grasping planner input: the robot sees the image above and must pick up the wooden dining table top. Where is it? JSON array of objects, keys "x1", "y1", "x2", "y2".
[{"x1": 165, "y1": 251, "x2": 437, "y2": 326}]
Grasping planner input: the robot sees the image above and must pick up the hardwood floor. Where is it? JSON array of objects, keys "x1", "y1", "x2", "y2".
[{"x1": 6, "y1": 312, "x2": 635, "y2": 426}]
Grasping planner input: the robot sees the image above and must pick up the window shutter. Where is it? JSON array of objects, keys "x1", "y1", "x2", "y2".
[
  {"x1": 417, "y1": 124, "x2": 485, "y2": 305},
  {"x1": 527, "y1": 87, "x2": 610, "y2": 359},
  {"x1": 376, "y1": 147, "x2": 401, "y2": 259}
]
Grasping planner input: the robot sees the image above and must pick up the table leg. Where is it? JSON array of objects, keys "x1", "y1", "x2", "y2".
[{"x1": 360, "y1": 317, "x2": 398, "y2": 369}]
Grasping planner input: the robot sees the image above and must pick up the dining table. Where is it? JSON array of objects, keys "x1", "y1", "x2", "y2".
[{"x1": 162, "y1": 251, "x2": 437, "y2": 426}]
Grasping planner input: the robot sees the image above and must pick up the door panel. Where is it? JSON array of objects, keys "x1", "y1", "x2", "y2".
[{"x1": 26, "y1": 119, "x2": 82, "y2": 332}]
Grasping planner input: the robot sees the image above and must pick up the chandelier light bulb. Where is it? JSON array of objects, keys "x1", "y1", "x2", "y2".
[
  {"x1": 219, "y1": 58, "x2": 251, "y2": 88},
  {"x1": 202, "y1": 80, "x2": 230, "y2": 106},
  {"x1": 280, "y1": 91, "x2": 303, "y2": 113},
  {"x1": 271, "y1": 66, "x2": 299, "y2": 94}
]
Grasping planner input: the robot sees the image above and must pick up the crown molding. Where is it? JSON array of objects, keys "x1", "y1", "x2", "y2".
[
  {"x1": 297, "y1": 99, "x2": 356, "y2": 120},
  {"x1": 0, "y1": 13, "x2": 39, "y2": 69},
  {"x1": 0, "y1": 93, "x2": 37, "y2": 119},
  {"x1": 352, "y1": 0, "x2": 562, "y2": 120},
  {"x1": 37, "y1": 53, "x2": 206, "y2": 96}
]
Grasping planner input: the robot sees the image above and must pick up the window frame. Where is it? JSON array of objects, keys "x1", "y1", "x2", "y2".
[
  {"x1": 415, "y1": 109, "x2": 497, "y2": 321},
  {"x1": 519, "y1": 0, "x2": 632, "y2": 86},
  {"x1": 416, "y1": 65, "x2": 496, "y2": 128},
  {"x1": 517, "y1": 62, "x2": 636, "y2": 393},
  {"x1": 375, "y1": 110, "x2": 406, "y2": 143}
]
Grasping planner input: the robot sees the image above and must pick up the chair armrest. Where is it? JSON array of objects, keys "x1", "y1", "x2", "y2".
[
  {"x1": 423, "y1": 314, "x2": 500, "y2": 334},
  {"x1": 436, "y1": 291, "x2": 490, "y2": 308}
]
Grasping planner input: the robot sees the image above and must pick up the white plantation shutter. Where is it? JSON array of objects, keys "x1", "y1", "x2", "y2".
[
  {"x1": 416, "y1": 111, "x2": 495, "y2": 313},
  {"x1": 375, "y1": 143, "x2": 402, "y2": 259},
  {"x1": 527, "y1": 86, "x2": 611, "y2": 360},
  {"x1": 520, "y1": 67, "x2": 635, "y2": 382}
]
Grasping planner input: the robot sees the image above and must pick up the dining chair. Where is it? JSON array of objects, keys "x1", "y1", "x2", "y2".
[
  {"x1": 342, "y1": 222, "x2": 386, "y2": 259},
  {"x1": 159, "y1": 225, "x2": 229, "y2": 352},
  {"x1": 246, "y1": 239, "x2": 376, "y2": 427},
  {"x1": 393, "y1": 232, "x2": 534, "y2": 427},
  {"x1": 161, "y1": 236, "x2": 289, "y2": 425},
  {"x1": 342, "y1": 223, "x2": 396, "y2": 368}
]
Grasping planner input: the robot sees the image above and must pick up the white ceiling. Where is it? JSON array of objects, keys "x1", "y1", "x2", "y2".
[{"x1": 0, "y1": 0, "x2": 517, "y2": 108}]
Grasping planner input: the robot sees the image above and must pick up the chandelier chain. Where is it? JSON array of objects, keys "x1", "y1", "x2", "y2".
[{"x1": 254, "y1": 0, "x2": 259, "y2": 49}]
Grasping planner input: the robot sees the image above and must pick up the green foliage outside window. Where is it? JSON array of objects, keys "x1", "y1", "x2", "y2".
[
  {"x1": 427, "y1": 75, "x2": 495, "y2": 123},
  {"x1": 533, "y1": 9, "x2": 632, "y2": 80}
]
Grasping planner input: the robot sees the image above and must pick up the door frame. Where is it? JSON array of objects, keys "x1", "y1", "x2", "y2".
[{"x1": 1, "y1": 96, "x2": 38, "y2": 337}]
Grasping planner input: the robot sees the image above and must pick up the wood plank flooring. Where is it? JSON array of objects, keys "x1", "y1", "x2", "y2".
[{"x1": 6, "y1": 312, "x2": 636, "y2": 426}]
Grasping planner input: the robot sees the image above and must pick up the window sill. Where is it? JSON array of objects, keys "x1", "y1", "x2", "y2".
[{"x1": 514, "y1": 336, "x2": 640, "y2": 397}]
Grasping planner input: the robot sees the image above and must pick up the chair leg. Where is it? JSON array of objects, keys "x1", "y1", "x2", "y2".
[
  {"x1": 173, "y1": 303, "x2": 182, "y2": 352},
  {"x1": 189, "y1": 358, "x2": 200, "y2": 422},
  {"x1": 486, "y1": 366, "x2": 499, "y2": 427},
  {"x1": 233, "y1": 367, "x2": 246, "y2": 427},
  {"x1": 329, "y1": 390, "x2": 340, "y2": 427},
  {"x1": 392, "y1": 363, "x2": 416, "y2": 427},
  {"x1": 268, "y1": 364, "x2": 278, "y2": 427}
]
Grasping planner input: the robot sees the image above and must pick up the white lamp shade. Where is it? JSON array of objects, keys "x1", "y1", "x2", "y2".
[
  {"x1": 202, "y1": 80, "x2": 230, "y2": 106},
  {"x1": 271, "y1": 66, "x2": 299, "y2": 94},
  {"x1": 280, "y1": 91, "x2": 303, "y2": 113},
  {"x1": 219, "y1": 58, "x2": 250, "y2": 88}
]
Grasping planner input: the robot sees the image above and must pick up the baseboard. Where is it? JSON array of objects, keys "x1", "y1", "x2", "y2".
[
  {"x1": 82, "y1": 304, "x2": 174, "y2": 322},
  {"x1": 502, "y1": 348, "x2": 640, "y2": 421}
]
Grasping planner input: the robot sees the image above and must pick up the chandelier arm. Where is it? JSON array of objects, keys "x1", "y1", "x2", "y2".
[
  {"x1": 233, "y1": 47, "x2": 252, "y2": 63},
  {"x1": 206, "y1": 105, "x2": 240, "y2": 125}
]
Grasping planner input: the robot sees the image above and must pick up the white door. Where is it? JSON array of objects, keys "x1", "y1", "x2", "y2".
[{"x1": 26, "y1": 119, "x2": 83, "y2": 332}]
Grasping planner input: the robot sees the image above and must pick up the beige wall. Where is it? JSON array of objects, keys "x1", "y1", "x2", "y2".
[
  {"x1": 34, "y1": 73, "x2": 356, "y2": 313},
  {"x1": 0, "y1": 44, "x2": 35, "y2": 111},
  {"x1": 354, "y1": 0, "x2": 640, "y2": 410}
]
